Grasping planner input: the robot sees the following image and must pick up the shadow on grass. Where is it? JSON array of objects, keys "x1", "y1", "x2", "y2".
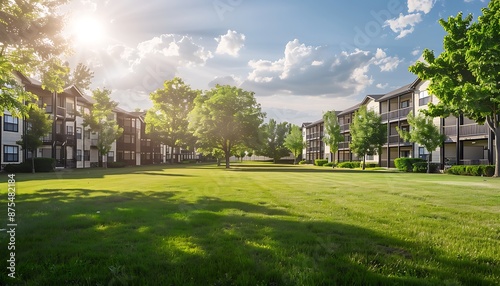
[
  {"x1": 229, "y1": 166, "x2": 398, "y2": 174},
  {"x1": 0, "y1": 188, "x2": 495, "y2": 285}
]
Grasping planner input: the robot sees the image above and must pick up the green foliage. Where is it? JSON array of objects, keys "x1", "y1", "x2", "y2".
[
  {"x1": 65, "y1": 63, "x2": 94, "y2": 90},
  {"x1": 446, "y1": 165, "x2": 495, "y2": 177},
  {"x1": 350, "y1": 106, "x2": 386, "y2": 170},
  {"x1": 189, "y1": 85, "x2": 265, "y2": 168},
  {"x1": 394, "y1": 158, "x2": 426, "y2": 172},
  {"x1": 413, "y1": 162, "x2": 440, "y2": 173},
  {"x1": 409, "y1": 3, "x2": 500, "y2": 177},
  {"x1": 107, "y1": 161, "x2": 127, "y2": 168},
  {"x1": 337, "y1": 161, "x2": 361, "y2": 169},
  {"x1": 41, "y1": 57, "x2": 69, "y2": 93},
  {"x1": 323, "y1": 162, "x2": 336, "y2": 167},
  {"x1": 83, "y1": 88, "x2": 123, "y2": 167},
  {"x1": 298, "y1": 160, "x2": 307, "y2": 165},
  {"x1": 256, "y1": 119, "x2": 291, "y2": 163},
  {"x1": 146, "y1": 77, "x2": 198, "y2": 163},
  {"x1": 284, "y1": 125, "x2": 304, "y2": 164},
  {"x1": 323, "y1": 110, "x2": 343, "y2": 162},
  {"x1": 314, "y1": 159, "x2": 328, "y2": 166},
  {"x1": 4, "y1": 157, "x2": 55, "y2": 173},
  {"x1": 0, "y1": 58, "x2": 38, "y2": 117}
]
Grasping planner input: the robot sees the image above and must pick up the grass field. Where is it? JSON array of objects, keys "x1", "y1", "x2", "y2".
[{"x1": 0, "y1": 163, "x2": 499, "y2": 285}]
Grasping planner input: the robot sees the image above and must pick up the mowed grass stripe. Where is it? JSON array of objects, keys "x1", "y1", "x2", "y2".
[{"x1": 0, "y1": 162, "x2": 498, "y2": 285}]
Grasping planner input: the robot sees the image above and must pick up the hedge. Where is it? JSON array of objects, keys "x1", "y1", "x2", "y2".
[
  {"x1": 323, "y1": 162, "x2": 336, "y2": 167},
  {"x1": 446, "y1": 165, "x2": 495, "y2": 177},
  {"x1": 3, "y1": 158, "x2": 55, "y2": 173},
  {"x1": 314, "y1": 159, "x2": 328, "y2": 166},
  {"x1": 298, "y1": 160, "x2": 307, "y2": 165},
  {"x1": 412, "y1": 162, "x2": 440, "y2": 173},
  {"x1": 394, "y1": 158, "x2": 426, "y2": 172},
  {"x1": 337, "y1": 161, "x2": 361, "y2": 169},
  {"x1": 108, "y1": 161, "x2": 127, "y2": 168}
]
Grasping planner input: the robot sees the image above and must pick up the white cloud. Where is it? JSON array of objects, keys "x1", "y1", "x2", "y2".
[
  {"x1": 372, "y1": 48, "x2": 403, "y2": 72},
  {"x1": 385, "y1": 13, "x2": 422, "y2": 39},
  {"x1": 411, "y1": 48, "x2": 421, "y2": 56},
  {"x1": 408, "y1": 0, "x2": 435, "y2": 14},
  {"x1": 242, "y1": 39, "x2": 375, "y2": 98},
  {"x1": 215, "y1": 30, "x2": 246, "y2": 57},
  {"x1": 376, "y1": 83, "x2": 389, "y2": 89},
  {"x1": 208, "y1": 75, "x2": 241, "y2": 87}
]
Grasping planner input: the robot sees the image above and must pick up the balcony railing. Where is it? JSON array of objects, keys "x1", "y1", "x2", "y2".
[
  {"x1": 306, "y1": 132, "x2": 323, "y2": 140},
  {"x1": 90, "y1": 139, "x2": 98, "y2": 147},
  {"x1": 443, "y1": 126, "x2": 457, "y2": 136},
  {"x1": 381, "y1": 107, "x2": 412, "y2": 122},
  {"x1": 56, "y1": 106, "x2": 65, "y2": 117},
  {"x1": 338, "y1": 142, "x2": 350, "y2": 149},
  {"x1": 340, "y1": 124, "x2": 350, "y2": 132},
  {"x1": 460, "y1": 123, "x2": 488, "y2": 137}
]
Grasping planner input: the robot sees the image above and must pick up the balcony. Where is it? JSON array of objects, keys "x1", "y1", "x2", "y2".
[
  {"x1": 306, "y1": 132, "x2": 323, "y2": 140},
  {"x1": 123, "y1": 126, "x2": 137, "y2": 134},
  {"x1": 90, "y1": 139, "x2": 98, "y2": 147},
  {"x1": 381, "y1": 107, "x2": 412, "y2": 122},
  {"x1": 387, "y1": 135, "x2": 411, "y2": 145},
  {"x1": 443, "y1": 123, "x2": 488, "y2": 138},
  {"x1": 338, "y1": 142, "x2": 350, "y2": 150},
  {"x1": 340, "y1": 124, "x2": 350, "y2": 133}
]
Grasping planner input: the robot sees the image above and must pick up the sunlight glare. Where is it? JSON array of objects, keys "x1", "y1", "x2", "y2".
[{"x1": 71, "y1": 16, "x2": 105, "y2": 46}]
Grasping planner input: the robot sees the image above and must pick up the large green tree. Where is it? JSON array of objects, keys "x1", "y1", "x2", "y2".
[
  {"x1": 83, "y1": 88, "x2": 123, "y2": 168},
  {"x1": 145, "y1": 77, "x2": 198, "y2": 164},
  {"x1": 322, "y1": 110, "x2": 343, "y2": 163},
  {"x1": 284, "y1": 125, "x2": 305, "y2": 164},
  {"x1": 189, "y1": 85, "x2": 265, "y2": 168},
  {"x1": 16, "y1": 107, "x2": 52, "y2": 173},
  {"x1": 256, "y1": 119, "x2": 291, "y2": 163},
  {"x1": 0, "y1": 0, "x2": 69, "y2": 116},
  {"x1": 410, "y1": 1, "x2": 500, "y2": 177},
  {"x1": 350, "y1": 106, "x2": 386, "y2": 170},
  {"x1": 397, "y1": 112, "x2": 446, "y2": 173}
]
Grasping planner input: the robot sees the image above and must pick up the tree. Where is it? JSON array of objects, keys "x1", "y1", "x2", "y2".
[
  {"x1": 397, "y1": 112, "x2": 446, "y2": 173},
  {"x1": 83, "y1": 88, "x2": 123, "y2": 168},
  {"x1": 256, "y1": 119, "x2": 291, "y2": 163},
  {"x1": 410, "y1": 2, "x2": 500, "y2": 177},
  {"x1": 284, "y1": 125, "x2": 304, "y2": 164},
  {"x1": 322, "y1": 110, "x2": 343, "y2": 163},
  {"x1": 189, "y1": 85, "x2": 265, "y2": 168},
  {"x1": 145, "y1": 78, "x2": 198, "y2": 164},
  {"x1": 0, "y1": 0, "x2": 68, "y2": 116},
  {"x1": 65, "y1": 63, "x2": 94, "y2": 90},
  {"x1": 16, "y1": 107, "x2": 52, "y2": 173},
  {"x1": 350, "y1": 106, "x2": 386, "y2": 170}
]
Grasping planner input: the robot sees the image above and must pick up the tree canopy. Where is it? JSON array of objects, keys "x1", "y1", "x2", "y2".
[
  {"x1": 350, "y1": 106, "x2": 386, "y2": 170},
  {"x1": 397, "y1": 112, "x2": 445, "y2": 173},
  {"x1": 189, "y1": 85, "x2": 265, "y2": 168},
  {"x1": 145, "y1": 77, "x2": 198, "y2": 163},
  {"x1": 322, "y1": 110, "x2": 343, "y2": 163},
  {"x1": 409, "y1": 1, "x2": 500, "y2": 176},
  {"x1": 256, "y1": 119, "x2": 291, "y2": 163},
  {"x1": 284, "y1": 125, "x2": 304, "y2": 164}
]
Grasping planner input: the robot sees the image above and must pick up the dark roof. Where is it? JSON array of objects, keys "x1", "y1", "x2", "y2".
[
  {"x1": 360, "y1": 94, "x2": 384, "y2": 105},
  {"x1": 377, "y1": 83, "x2": 413, "y2": 102},
  {"x1": 337, "y1": 103, "x2": 361, "y2": 116}
]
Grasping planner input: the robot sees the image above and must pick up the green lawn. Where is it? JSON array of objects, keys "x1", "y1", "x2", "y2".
[{"x1": 0, "y1": 163, "x2": 499, "y2": 285}]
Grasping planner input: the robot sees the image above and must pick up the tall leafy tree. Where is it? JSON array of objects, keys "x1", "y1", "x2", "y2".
[
  {"x1": 397, "y1": 112, "x2": 446, "y2": 173},
  {"x1": 16, "y1": 107, "x2": 52, "y2": 173},
  {"x1": 350, "y1": 106, "x2": 386, "y2": 170},
  {"x1": 322, "y1": 110, "x2": 343, "y2": 163},
  {"x1": 83, "y1": 88, "x2": 123, "y2": 168},
  {"x1": 189, "y1": 85, "x2": 265, "y2": 168},
  {"x1": 0, "y1": 0, "x2": 69, "y2": 116},
  {"x1": 410, "y1": 2, "x2": 500, "y2": 177},
  {"x1": 66, "y1": 63, "x2": 94, "y2": 90},
  {"x1": 257, "y1": 119, "x2": 291, "y2": 163},
  {"x1": 145, "y1": 77, "x2": 198, "y2": 164},
  {"x1": 284, "y1": 125, "x2": 304, "y2": 164}
]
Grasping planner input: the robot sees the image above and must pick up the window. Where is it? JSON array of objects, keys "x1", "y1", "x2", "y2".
[
  {"x1": 400, "y1": 100, "x2": 410, "y2": 108},
  {"x1": 76, "y1": 127, "x2": 82, "y2": 139},
  {"x1": 124, "y1": 151, "x2": 135, "y2": 160},
  {"x1": 107, "y1": 151, "x2": 114, "y2": 162},
  {"x1": 400, "y1": 150, "x2": 410, "y2": 158},
  {"x1": 4, "y1": 115, "x2": 18, "y2": 132},
  {"x1": 84, "y1": 150, "x2": 90, "y2": 161},
  {"x1": 4, "y1": 145, "x2": 19, "y2": 162},
  {"x1": 76, "y1": 150, "x2": 82, "y2": 161},
  {"x1": 124, "y1": 134, "x2": 135, "y2": 144},
  {"x1": 419, "y1": 90, "x2": 431, "y2": 106},
  {"x1": 418, "y1": 147, "x2": 429, "y2": 159},
  {"x1": 67, "y1": 125, "x2": 74, "y2": 136}
]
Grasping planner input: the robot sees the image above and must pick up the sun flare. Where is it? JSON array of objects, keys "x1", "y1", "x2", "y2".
[{"x1": 70, "y1": 16, "x2": 105, "y2": 45}]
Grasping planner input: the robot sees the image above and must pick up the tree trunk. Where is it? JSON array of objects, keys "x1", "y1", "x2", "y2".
[
  {"x1": 217, "y1": 158, "x2": 221, "y2": 166},
  {"x1": 225, "y1": 150, "x2": 230, "y2": 169},
  {"x1": 494, "y1": 127, "x2": 500, "y2": 177},
  {"x1": 170, "y1": 146, "x2": 175, "y2": 164},
  {"x1": 31, "y1": 154, "x2": 35, "y2": 174},
  {"x1": 427, "y1": 152, "x2": 431, "y2": 174},
  {"x1": 362, "y1": 155, "x2": 366, "y2": 170}
]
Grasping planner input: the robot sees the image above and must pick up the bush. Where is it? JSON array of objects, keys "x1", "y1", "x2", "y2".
[
  {"x1": 363, "y1": 163, "x2": 378, "y2": 168},
  {"x1": 337, "y1": 161, "x2": 361, "y2": 169},
  {"x1": 108, "y1": 161, "x2": 127, "y2": 168},
  {"x1": 298, "y1": 160, "x2": 307, "y2": 165},
  {"x1": 446, "y1": 165, "x2": 495, "y2": 177},
  {"x1": 323, "y1": 162, "x2": 336, "y2": 167},
  {"x1": 412, "y1": 162, "x2": 439, "y2": 173},
  {"x1": 314, "y1": 159, "x2": 328, "y2": 166},
  {"x1": 394, "y1": 158, "x2": 426, "y2": 172},
  {"x1": 3, "y1": 158, "x2": 55, "y2": 173}
]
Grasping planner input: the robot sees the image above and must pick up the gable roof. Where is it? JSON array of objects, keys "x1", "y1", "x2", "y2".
[
  {"x1": 337, "y1": 103, "x2": 361, "y2": 116},
  {"x1": 377, "y1": 83, "x2": 413, "y2": 102}
]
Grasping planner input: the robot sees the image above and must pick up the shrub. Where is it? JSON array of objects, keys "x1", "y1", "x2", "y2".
[
  {"x1": 108, "y1": 161, "x2": 127, "y2": 168},
  {"x1": 412, "y1": 162, "x2": 439, "y2": 173},
  {"x1": 484, "y1": 165, "x2": 495, "y2": 177},
  {"x1": 3, "y1": 158, "x2": 55, "y2": 173},
  {"x1": 298, "y1": 160, "x2": 307, "y2": 165},
  {"x1": 446, "y1": 165, "x2": 495, "y2": 177},
  {"x1": 314, "y1": 159, "x2": 328, "y2": 166},
  {"x1": 394, "y1": 158, "x2": 425, "y2": 172},
  {"x1": 323, "y1": 162, "x2": 336, "y2": 167},
  {"x1": 363, "y1": 163, "x2": 378, "y2": 168},
  {"x1": 337, "y1": 161, "x2": 361, "y2": 169}
]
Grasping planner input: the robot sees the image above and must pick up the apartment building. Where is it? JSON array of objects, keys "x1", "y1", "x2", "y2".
[
  {"x1": 0, "y1": 72, "x2": 201, "y2": 170},
  {"x1": 302, "y1": 79, "x2": 496, "y2": 168}
]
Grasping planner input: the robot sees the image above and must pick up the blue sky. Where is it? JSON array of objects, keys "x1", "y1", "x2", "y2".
[{"x1": 65, "y1": 0, "x2": 488, "y2": 125}]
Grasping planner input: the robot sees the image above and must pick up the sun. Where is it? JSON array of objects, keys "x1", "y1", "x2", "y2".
[{"x1": 70, "y1": 16, "x2": 105, "y2": 46}]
